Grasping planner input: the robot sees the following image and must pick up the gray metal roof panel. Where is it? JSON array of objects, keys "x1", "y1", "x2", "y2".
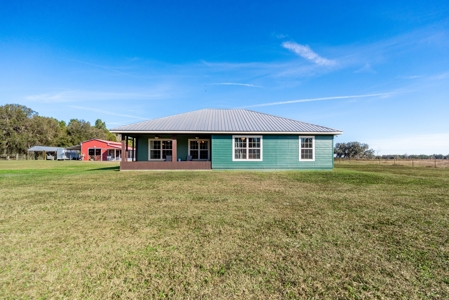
[
  {"x1": 28, "y1": 146, "x2": 65, "y2": 152},
  {"x1": 111, "y1": 109, "x2": 342, "y2": 134}
]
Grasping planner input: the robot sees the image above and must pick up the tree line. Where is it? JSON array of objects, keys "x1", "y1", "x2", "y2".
[
  {"x1": 334, "y1": 141, "x2": 449, "y2": 159},
  {"x1": 0, "y1": 104, "x2": 117, "y2": 155}
]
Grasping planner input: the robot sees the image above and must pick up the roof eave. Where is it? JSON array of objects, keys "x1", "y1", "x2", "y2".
[{"x1": 110, "y1": 130, "x2": 343, "y2": 135}]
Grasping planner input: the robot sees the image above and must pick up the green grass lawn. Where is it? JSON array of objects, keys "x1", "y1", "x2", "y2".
[{"x1": 1, "y1": 161, "x2": 448, "y2": 299}]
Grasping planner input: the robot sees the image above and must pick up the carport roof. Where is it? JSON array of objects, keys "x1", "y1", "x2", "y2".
[{"x1": 28, "y1": 146, "x2": 65, "y2": 152}]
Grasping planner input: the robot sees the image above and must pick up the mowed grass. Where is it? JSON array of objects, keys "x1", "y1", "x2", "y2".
[{"x1": 0, "y1": 161, "x2": 448, "y2": 299}]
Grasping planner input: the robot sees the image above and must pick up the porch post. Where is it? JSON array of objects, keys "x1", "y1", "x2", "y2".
[
  {"x1": 132, "y1": 137, "x2": 135, "y2": 161},
  {"x1": 172, "y1": 134, "x2": 177, "y2": 162},
  {"x1": 121, "y1": 135, "x2": 127, "y2": 162},
  {"x1": 126, "y1": 136, "x2": 129, "y2": 161}
]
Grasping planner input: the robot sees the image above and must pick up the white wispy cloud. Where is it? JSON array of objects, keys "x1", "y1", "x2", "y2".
[
  {"x1": 273, "y1": 33, "x2": 288, "y2": 39},
  {"x1": 26, "y1": 91, "x2": 167, "y2": 103},
  {"x1": 282, "y1": 41, "x2": 336, "y2": 66},
  {"x1": 69, "y1": 106, "x2": 148, "y2": 120},
  {"x1": 430, "y1": 71, "x2": 449, "y2": 80},
  {"x1": 244, "y1": 92, "x2": 395, "y2": 107},
  {"x1": 397, "y1": 75, "x2": 423, "y2": 79},
  {"x1": 26, "y1": 91, "x2": 76, "y2": 102},
  {"x1": 200, "y1": 60, "x2": 329, "y2": 79},
  {"x1": 209, "y1": 82, "x2": 262, "y2": 88},
  {"x1": 354, "y1": 63, "x2": 376, "y2": 74}
]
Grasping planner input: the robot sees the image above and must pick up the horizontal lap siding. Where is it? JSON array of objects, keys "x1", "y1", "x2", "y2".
[
  {"x1": 176, "y1": 136, "x2": 189, "y2": 161},
  {"x1": 212, "y1": 134, "x2": 334, "y2": 170}
]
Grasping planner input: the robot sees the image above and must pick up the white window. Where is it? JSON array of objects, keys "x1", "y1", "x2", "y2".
[
  {"x1": 232, "y1": 135, "x2": 262, "y2": 161},
  {"x1": 148, "y1": 139, "x2": 172, "y2": 160},
  {"x1": 188, "y1": 139, "x2": 210, "y2": 160},
  {"x1": 299, "y1": 136, "x2": 315, "y2": 161}
]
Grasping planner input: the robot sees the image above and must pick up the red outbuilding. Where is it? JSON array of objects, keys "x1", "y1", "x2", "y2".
[{"x1": 76, "y1": 139, "x2": 134, "y2": 161}]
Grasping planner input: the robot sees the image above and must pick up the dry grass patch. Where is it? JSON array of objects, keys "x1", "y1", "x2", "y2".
[{"x1": 0, "y1": 161, "x2": 448, "y2": 299}]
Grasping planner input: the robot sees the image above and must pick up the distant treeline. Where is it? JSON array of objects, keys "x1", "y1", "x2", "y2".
[
  {"x1": 334, "y1": 142, "x2": 448, "y2": 159},
  {"x1": 376, "y1": 154, "x2": 449, "y2": 159},
  {"x1": 0, "y1": 104, "x2": 117, "y2": 155}
]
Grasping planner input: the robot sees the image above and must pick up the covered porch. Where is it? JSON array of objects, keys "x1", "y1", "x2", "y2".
[{"x1": 120, "y1": 133, "x2": 212, "y2": 170}]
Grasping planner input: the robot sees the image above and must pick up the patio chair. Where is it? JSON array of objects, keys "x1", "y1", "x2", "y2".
[
  {"x1": 165, "y1": 155, "x2": 172, "y2": 162},
  {"x1": 186, "y1": 155, "x2": 192, "y2": 161}
]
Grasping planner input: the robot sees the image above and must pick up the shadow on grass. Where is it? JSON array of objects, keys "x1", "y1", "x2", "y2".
[{"x1": 87, "y1": 166, "x2": 120, "y2": 172}]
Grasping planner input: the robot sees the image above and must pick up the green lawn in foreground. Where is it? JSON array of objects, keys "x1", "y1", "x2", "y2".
[{"x1": 0, "y1": 161, "x2": 448, "y2": 299}]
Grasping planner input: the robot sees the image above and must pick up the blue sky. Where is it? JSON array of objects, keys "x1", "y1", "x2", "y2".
[{"x1": 1, "y1": 0, "x2": 448, "y2": 154}]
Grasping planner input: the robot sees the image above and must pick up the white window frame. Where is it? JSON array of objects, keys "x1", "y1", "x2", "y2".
[
  {"x1": 188, "y1": 139, "x2": 210, "y2": 161},
  {"x1": 232, "y1": 135, "x2": 263, "y2": 161},
  {"x1": 299, "y1": 136, "x2": 315, "y2": 161},
  {"x1": 148, "y1": 138, "x2": 172, "y2": 161}
]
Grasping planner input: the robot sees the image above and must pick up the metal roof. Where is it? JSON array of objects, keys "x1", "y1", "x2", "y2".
[
  {"x1": 66, "y1": 145, "x2": 81, "y2": 150},
  {"x1": 28, "y1": 146, "x2": 65, "y2": 152},
  {"x1": 111, "y1": 109, "x2": 343, "y2": 134}
]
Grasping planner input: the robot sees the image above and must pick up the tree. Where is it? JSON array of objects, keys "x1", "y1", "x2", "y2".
[
  {"x1": 0, "y1": 104, "x2": 37, "y2": 154},
  {"x1": 95, "y1": 119, "x2": 117, "y2": 142},
  {"x1": 55, "y1": 120, "x2": 71, "y2": 147},
  {"x1": 66, "y1": 119, "x2": 107, "y2": 145},
  {"x1": 334, "y1": 142, "x2": 374, "y2": 158},
  {"x1": 0, "y1": 104, "x2": 118, "y2": 154},
  {"x1": 94, "y1": 119, "x2": 107, "y2": 131},
  {"x1": 106, "y1": 131, "x2": 117, "y2": 142},
  {"x1": 27, "y1": 116, "x2": 61, "y2": 149}
]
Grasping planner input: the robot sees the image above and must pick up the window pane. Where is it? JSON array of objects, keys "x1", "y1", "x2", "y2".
[
  {"x1": 235, "y1": 138, "x2": 246, "y2": 148},
  {"x1": 234, "y1": 149, "x2": 246, "y2": 159},
  {"x1": 200, "y1": 141, "x2": 208, "y2": 150},
  {"x1": 301, "y1": 138, "x2": 312, "y2": 149},
  {"x1": 162, "y1": 150, "x2": 172, "y2": 159},
  {"x1": 162, "y1": 141, "x2": 172, "y2": 150},
  {"x1": 150, "y1": 150, "x2": 161, "y2": 159},
  {"x1": 88, "y1": 149, "x2": 94, "y2": 155},
  {"x1": 190, "y1": 150, "x2": 198, "y2": 159},
  {"x1": 200, "y1": 150, "x2": 208, "y2": 159},
  {"x1": 95, "y1": 149, "x2": 101, "y2": 155},
  {"x1": 248, "y1": 137, "x2": 260, "y2": 148},
  {"x1": 150, "y1": 140, "x2": 161, "y2": 150},
  {"x1": 248, "y1": 149, "x2": 260, "y2": 159},
  {"x1": 190, "y1": 141, "x2": 198, "y2": 150},
  {"x1": 301, "y1": 149, "x2": 313, "y2": 160}
]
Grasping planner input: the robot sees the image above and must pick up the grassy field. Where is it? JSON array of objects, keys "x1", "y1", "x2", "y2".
[{"x1": 1, "y1": 161, "x2": 448, "y2": 299}]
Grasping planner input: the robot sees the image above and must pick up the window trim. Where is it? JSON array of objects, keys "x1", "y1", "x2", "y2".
[
  {"x1": 299, "y1": 136, "x2": 315, "y2": 161},
  {"x1": 188, "y1": 139, "x2": 210, "y2": 161},
  {"x1": 148, "y1": 138, "x2": 172, "y2": 161},
  {"x1": 232, "y1": 135, "x2": 263, "y2": 161}
]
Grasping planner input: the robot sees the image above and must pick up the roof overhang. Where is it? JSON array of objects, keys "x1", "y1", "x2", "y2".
[
  {"x1": 111, "y1": 130, "x2": 343, "y2": 135},
  {"x1": 28, "y1": 146, "x2": 65, "y2": 152},
  {"x1": 66, "y1": 145, "x2": 81, "y2": 150}
]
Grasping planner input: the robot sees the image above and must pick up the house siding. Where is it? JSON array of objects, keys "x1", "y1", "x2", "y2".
[
  {"x1": 211, "y1": 134, "x2": 334, "y2": 170},
  {"x1": 136, "y1": 137, "x2": 148, "y2": 161}
]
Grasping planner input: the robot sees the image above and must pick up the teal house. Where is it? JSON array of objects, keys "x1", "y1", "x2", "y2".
[{"x1": 110, "y1": 109, "x2": 342, "y2": 171}]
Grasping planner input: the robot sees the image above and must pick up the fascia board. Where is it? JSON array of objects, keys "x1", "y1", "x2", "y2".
[{"x1": 111, "y1": 130, "x2": 343, "y2": 135}]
